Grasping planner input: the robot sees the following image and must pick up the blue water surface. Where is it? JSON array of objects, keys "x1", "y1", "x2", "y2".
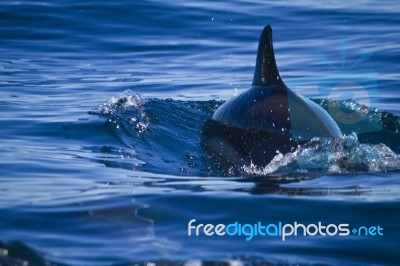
[{"x1": 1, "y1": 0, "x2": 400, "y2": 265}]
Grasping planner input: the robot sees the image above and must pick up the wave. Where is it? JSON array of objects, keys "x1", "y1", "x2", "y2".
[{"x1": 90, "y1": 90, "x2": 400, "y2": 177}]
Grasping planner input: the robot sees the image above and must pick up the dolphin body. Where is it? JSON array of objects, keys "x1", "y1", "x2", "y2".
[{"x1": 202, "y1": 25, "x2": 343, "y2": 167}]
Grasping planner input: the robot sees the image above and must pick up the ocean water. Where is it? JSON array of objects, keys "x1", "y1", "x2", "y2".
[{"x1": 1, "y1": 0, "x2": 400, "y2": 265}]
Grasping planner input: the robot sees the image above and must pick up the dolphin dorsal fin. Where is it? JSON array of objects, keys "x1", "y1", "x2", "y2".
[{"x1": 252, "y1": 25, "x2": 284, "y2": 87}]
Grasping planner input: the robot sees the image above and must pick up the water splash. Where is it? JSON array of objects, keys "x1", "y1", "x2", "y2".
[
  {"x1": 243, "y1": 133, "x2": 400, "y2": 176},
  {"x1": 91, "y1": 90, "x2": 149, "y2": 133}
]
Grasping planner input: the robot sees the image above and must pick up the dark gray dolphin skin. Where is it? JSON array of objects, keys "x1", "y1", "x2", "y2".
[{"x1": 202, "y1": 25, "x2": 343, "y2": 166}]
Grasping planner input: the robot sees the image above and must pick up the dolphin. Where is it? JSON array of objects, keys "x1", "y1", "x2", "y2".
[{"x1": 202, "y1": 25, "x2": 343, "y2": 167}]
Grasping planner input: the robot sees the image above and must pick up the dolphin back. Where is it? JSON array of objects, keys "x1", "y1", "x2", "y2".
[{"x1": 202, "y1": 25, "x2": 343, "y2": 167}]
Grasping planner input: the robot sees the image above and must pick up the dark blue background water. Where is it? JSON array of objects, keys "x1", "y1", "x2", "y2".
[{"x1": 1, "y1": 1, "x2": 400, "y2": 265}]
